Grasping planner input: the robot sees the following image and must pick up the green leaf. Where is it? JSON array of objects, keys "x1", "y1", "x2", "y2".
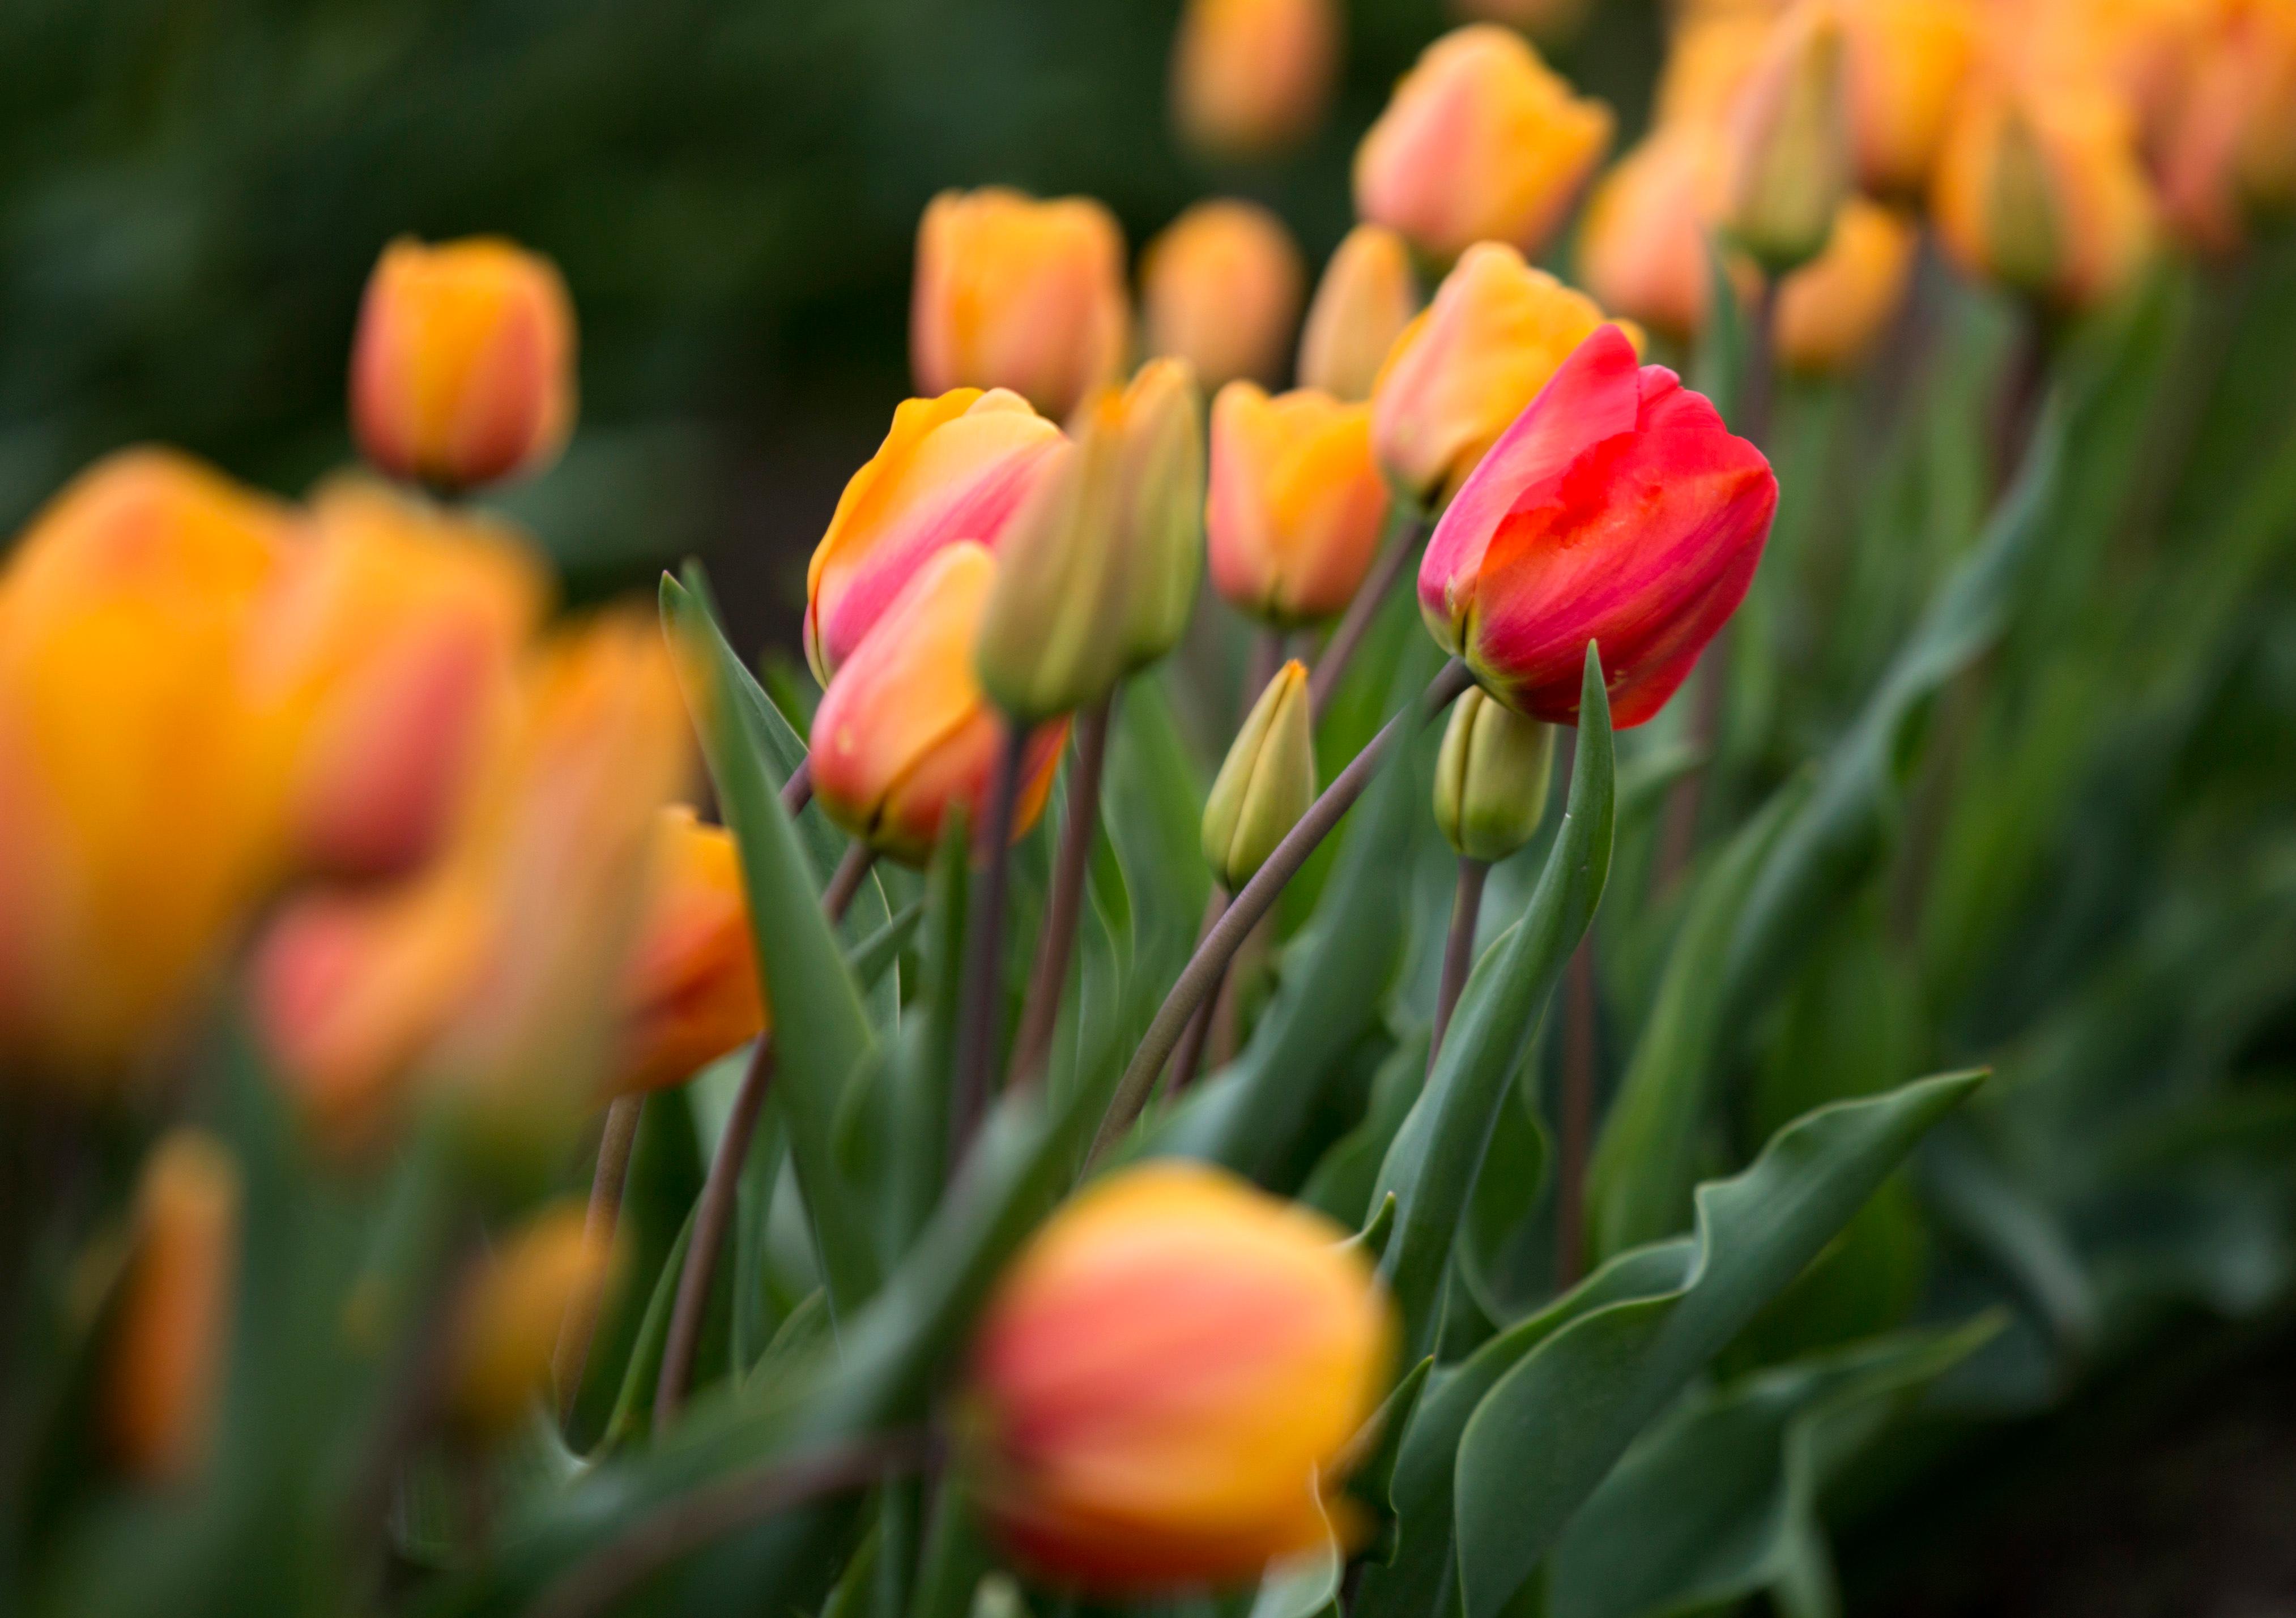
[
  {"x1": 1692, "y1": 237, "x2": 1750, "y2": 426},
  {"x1": 1300, "y1": 1034, "x2": 1430, "y2": 1227},
  {"x1": 600, "y1": 1209, "x2": 696, "y2": 1454},
  {"x1": 849, "y1": 900, "x2": 925, "y2": 996}
]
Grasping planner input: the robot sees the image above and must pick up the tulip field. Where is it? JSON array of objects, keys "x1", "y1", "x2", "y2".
[{"x1": 5, "y1": 0, "x2": 2296, "y2": 1613}]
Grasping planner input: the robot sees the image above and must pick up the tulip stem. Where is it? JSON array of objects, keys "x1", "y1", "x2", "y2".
[
  {"x1": 654, "y1": 1036, "x2": 774, "y2": 1431},
  {"x1": 1556, "y1": 938, "x2": 1600, "y2": 1287},
  {"x1": 1310, "y1": 510, "x2": 1424, "y2": 722},
  {"x1": 1166, "y1": 889, "x2": 1232, "y2": 1096},
  {"x1": 780, "y1": 757, "x2": 814, "y2": 816},
  {"x1": 552, "y1": 1092, "x2": 645, "y2": 1429},
  {"x1": 951, "y1": 727, "x2": 1029, "y2": 1171},
  {"x1": 1429, "y1": 857, "x2": 1489, "y2": 1076},
  {"x1": 1089, "y1": 659, "x2": 1475, "y2": 1166},
  {"x1": 1008, "y1": 691, "x2": 1115, "y2": 1091},
  {"x1": 822, "y1": 842, "x2": 876, "y2": 925}
]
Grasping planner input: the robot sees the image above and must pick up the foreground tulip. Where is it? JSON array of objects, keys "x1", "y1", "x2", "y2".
[
  {"x1": 1419, "y1": 325, "x2": 1777, "y2": 727},
  {"x1": 350, "y1": 236, "x2": 576, "y2": 493},
  {"x1": 913, "y1": 189, "x2": 1130, "y2": 420},
  {"x1": 1577, "y1": 127, "x2": 1744, "y2": 343},
  {"x1": 446, "y1": 1202, "x2": 615, "y2": 1439},
  {"x1": 966, "y1": 1162, "x2": 1395, "y2": 1591},
  {"x1": 1371, "y1": 242, "x2": 1628, "y2": 508},
  {"x1": 1720, "y1": 5, "x2": 1854, "y2": 272},
  {"x1": 1202, "y1": 660, "x2": 1315, "y2": 890},
  {"x1": 804, "y1": 389, "x2": 1064, "y2": 684},
  {"x1": 1172, "y1": 0, "x2": 1339, "y2": 156},
  {"x1": 1840, "y1": 0, "x2": 1976, "y2": 196},
  {"x1": 1434, "y1": 686, "x2": 1556, "y2": 862},
  {"x1": 1207, "y1": 384, "x2": 1390, "y2": 625},
  {"x1": 1141, "y1": 201, "x2": 1306, "y2": 392},
  {"x1": 615, "y1": 807, "x2": 767, "y2": 1096},
  {"x1": 1355, "y1": 27, "x2": 1615, "y2": 263},
  {"x1": 814, "y1": 543, "x2": 1067, "y2": 864},
  {"x1": 1774, "y1": 199, "x2": 1919, "y2": 372},
  {"x1": 1297, "y1": 225, "x2": 1420, "y2": 403}
]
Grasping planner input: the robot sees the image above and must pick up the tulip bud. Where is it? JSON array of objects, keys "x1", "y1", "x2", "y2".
[
  {"x1": 104, "y1": 1131, "x2": 241, "y2": 1485},
  {"x1": 446, "y1": 1202, "x2": 615, "y2": 1440},
  {"x1": 1207, "y1": 384, "x2": 1390, "y2": 625},
  {"x1": 1433, "y1": 686, "x2": 1556, "y2": 862},
  {"x1": 349, "y1": 237, "x2": 576, "y2": 494},
  {"x1": 965, "y1": 1162, "x2": 1395, "y2": 1591},
  {"x1": 1419, "y1": 326, "x2": 1777, "y2": 727},
  {"x1": 1202, "y1": 659, "x2": 1315, "y2": 889},
  {"x1": 1721, "y1": 6, "x2": 1855, "y2": 274},
  {"x1": 804, "y1": 389, "x2": 1064, "y2": 684},
  {"x1": 913, "y1": 189, "x2": 1131, "y2": 421},
  {"x1": 1577, "y1": 127, "x2": 1748, "y2": 344},
  {"x1": 1840, "y1": 0, "x2": 1976, "y2": 196},
  {"x1": 1371, "y1": 242, "x2": 1630, "y2": 508},
  {"x1": 1354, "y1": 26, "x2": 1615, "y2": 263},
  {"x1": 975, "y1": 361, "x2": 1207, "y2": 720},
  {"x1": 1141, "y1": 200, "x2": 1306, "y2": 392},
  {"x1": 615, "y1": 806, "x2": 767, "y2": 1097},
  {"x1": 1774, "y1": 199, "x2": 1919, "y2": 373},
  {"x1": 813, "y1": 543, "x2": 1068, "y2": 865},
  {"x1": 1297, "y1": 225, "x2": 1421, "y2": 403},
  {"x1": 1172, "y1": 0, "x2": 1340, "y2": 157}
]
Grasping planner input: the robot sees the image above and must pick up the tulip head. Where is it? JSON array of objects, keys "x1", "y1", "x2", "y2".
[
  {"x1": 1172, "y1": 0, "x2": 1340, "y2": 157},
  {"x1": 1202, "y1": 660, "x2": 1315, "y2": 890},
  {"x1": 615, "y1": 806, "x2": 766, "y2": 1097},
  {"x1": 1354, "y1": 25, "x2": 1615, "y2": 263},
  {"x1": 804, "y1": 389, "x2": 1064, "y2": 684},
  {"x1": 965, "y1": 1162, "x2": 1395, "y2": 1592},
  {"x1": 2157, "y1": 0, "x2": 2296, "y2": 253},
  {"x1": 1841, "y1": 0, "x2": 1977, "y2": 196},
  {"x1": 1577, "y1": 127, "x2": 1747, "y2": 344},
  {"x1": 350, "y1": 237, "x2": 576, "y2": 494},
  {"x1": 1208, "y1": 384, "x2": 1391, "y2": 626},
  {"x1": 446, "y1": 1202, "x2": 615, "y2": 1440},
  {"x1": 1434, "y1": 686, "x2": 1556, "y2": 862},
  {"x1": 1418, "y1": 325, "x2": 1777, "y2": 727},
  {"x1": 1297, "y1": 224, "x2": 1421, "y2": 403},
  {"x1": 912, "y1": 189, "x2": 1131, "y2": 421},
  {"x1": 1141, "y1": 200, "x2": 1306, "y2": 392},
  {"x1": 1773, "y1": 199, "x2": 1920, "y2": 373},
  {"x1": 1721, "y1": 6, "x2": 1855, "y2": 274}
]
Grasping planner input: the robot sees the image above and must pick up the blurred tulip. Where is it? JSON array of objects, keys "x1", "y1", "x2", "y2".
[
  {"x1": 446, "y1": 1202, "x2": 615, "y2": 1439},
  {"x1": 1655, "y1": 8, "x2": 1774, "y2": 127},
  {"x1": 1354, "y1": 25, "x2": 1615, "y2": 262},
  {"x1": 1172, "y1": 0, "x2": 1340, "y2": 156},
  {"x1": 913, "y1": 189, "x2": 1131, "y2": 420},
  {"x1": 966, "y1": 1161, "x2": 1395, "y2": 1591},
  {"x1": 2157, "y1": 0, "x2": 2296, "y2": 251},
  {"x1": 1720, "y1": 5, "x2": 1854, "y2": 271},
  {"x1": 104, "y1": 1131, "x2": 241, "y2": 1484},
  {"x1": 1449, "y1": 0, "x2": 1594, "y2": 48},
  {"x1": 1207, "y1": 384, "x2": 1391, "y2": 625},
  {"x1": 1840, "y1": 0, "x2": 1976, "y2": 195},
  {"x1": 804, "y1": 389, "x2": 1064, "y2": 684},
  {"x1": 1577, "y1": 126, "x2": 1746, "y2": 343},
  {"x1": 813, "y1": 543, "x2": 1067, "y2": 864},
  {"x1": 349, "y1": 236, "x2": 576, "y2": 493},
  {"x1": 1371, "y1": 242, "x2": 1629, "y2": 507},
  {"x1": 1774, "y1": 199, "x2": 1920, "y2": 372},
  {"x1": 1297, "y1": 224, "x2": 1421, "y2": 403},
  {"x1": 615, "y1": 806, "x2": 766, "y2": 1097},
  {"x1": 977, "y1": 361, "x2": 1206, "y2": 720},
  {"x1": 1419, "y1": 325, "x2": 1777, "y2": 727},
  {"x1": 1141, "y1": 201, "x2": 1306, "y2": 392},
  {"x1": 1434, "y1": 686, "x2": 1556, "y2": 862},
  {"x1": 1202, "y1": 659, "x2": 1315, "y2": 889}
]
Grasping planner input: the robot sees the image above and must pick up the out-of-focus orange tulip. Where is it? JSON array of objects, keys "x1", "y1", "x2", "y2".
[
  {"x1": 1577, "y1": 126, "x2": 1748, "y2": 343},
  {"x1": 804, "y1": 389, "x2": 1064, "y2": 685},
  {"x1": 446, "y1": 1202, "x2": 615, "y2": 1439},
  {"x1": 1774, "y1": 198, "x2": 1920, "y2": 372},
  {"x1": 1172, "y1": 0, "x2": 1340, "y2": 156},
  {"x1": 965, "y1": 1162, "x2": 1395, "y2": 1592},
  {"x1": 349, "y1": 237, "x2": 576, "y2": 494},
  {"x1": 1354, "y1": 25, "x2": 1615, "y2": 262},
  {"x1": 615, "y1": 806, "x2": 766, "y2": 1098},
  {"x1": 2157, "y1": 0, "x2": 2296, "y2": 251},
  {"x1": 1656, "y1": 8, "x2": 1775, "y2": 127},
  {"x1": 103, "y1": 1131, "x2": 241, "y2": 1484},
  {"x1": 1720, "y1": 3, "x2": 1854, "y2": 271},
  {"x1": 1371, "y1": 242, "x2": 1632, "y2": 507},
  {"x1": 812, "y1": 543, "x2": 1067, "y2": 865},
  {"x1": 913, "y1": 189, "x2": 1131, "y2": 421},
  {"x1": 1207, "y1": 384, "x2": 1391, "y2": 625},
  {"x1": 1297, "y1": 224, "x2": 1421, "y2": 403},
  {"x1": 1141, "y1": 201, "x2": 1306, "y2": 392},
  {"x1": 1840, "y1": 0, "x2": 1977, "y2": 195}
]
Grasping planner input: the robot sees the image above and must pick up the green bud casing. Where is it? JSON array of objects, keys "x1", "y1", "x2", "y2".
[
  {"x1": 1202, "y1": 659, "x2": 1315, "y2": 889},
  {"x1": 1433, "y1": 686, "x2": 1556, "y2": 863}
]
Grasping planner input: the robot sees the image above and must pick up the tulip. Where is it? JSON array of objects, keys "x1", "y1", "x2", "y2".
[
  {"x1": 1655, "y1": 8, "x2": 1773, "y2": 127},
  {"x1": 615, "y1": 806, "x2": 767, "y2": 1097},
  {"x1": 813, "y1": 543, "x2": 1067, "y2": 865},
  {"x1": 912, "y1": 189, "x2": 1131, "y2": 421},
  {"x1": 1297, "y1": 224, "x2": 1420, "y2": 403},
  {"x1": 965, "y1": 1161, "x2": 1395, "y2": 1591},
  {"x1": 1353, "y1": 25, "x2": 1615, "y2": 263},
  {"x1": 804, "y1": 388, "x2": 1065, "y2": 684},
  {"x1": 1202, "y1": 660, "x2": 1315, "y2": 890},
  {"x1": 1141, "y1": 200, "x2": 1306, "y2": 392},
  {"x1": 1840, "y1": 0, "x2": 1976, "y2": 196},
  {"x1": 1773, "y1": 199, "x2": 1920, "y2": 373},
  {"x1": 1418, "y1": 325, "x2": 1777, "y2": 727},
  {"x1": 1207, "y1": 384, "x2": 1391, "y2": 625},
  {"x1": 446, "y1": 1202, "x2": 615, "y2": 1439},
  {"x1": 1577, "y1": 127, "x2": 1746, "y2": 344},
  {"x1": 2157, "y1": 0, "x2": 2296, "y2": 252},
  {"x1": 103, "y1": 1131, "x2": 241, "y2": 1484},
  {"x1": 1371, "y1": 242, "x2": 1630, "y2": 508},
  {"x1": 349, "y1": 236, "x2": 576, "y2": 493},
  {"x1": 1720, "y1": 5, "x2": 1854, "y2": 272},
  {"x1": 1171, "y1": 0, "x2": 1340, "y2": 157},
  {"x1": 1434, "y1": 686, "x2": 1556, "y2": 862}
]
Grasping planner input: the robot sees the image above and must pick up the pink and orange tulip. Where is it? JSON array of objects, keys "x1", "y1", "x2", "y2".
[
  {"x1": 1207, "y1": 383, "x2": 1391, "y2": 625},
  {"x1": 1297, "y1": 224, "x2": 1420, "y2": 403},
  {"x1": 615, "y1": 807, "x2": 767, "y2": 1098},
  {"x1": 1141, "y1": 201, "x2": 1306, "y2": 392},
  {"x1": 1171, "y1": 0, "x2": 1340, "y2": 156}
]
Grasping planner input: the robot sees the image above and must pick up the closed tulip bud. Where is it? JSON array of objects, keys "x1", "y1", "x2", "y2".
[
  {"x1": 913, "y1": 189, "x2": 1131, "y2": 421},
  {"x1": 446, "y1": 1202, "x2": 615, "y2": 1440},
  {"x1": 804, "y1": 389, "x2": 1064, "y2": 684},
  {"x1": 1774, "y1": 199, "x2": 1920, "y2": 373},
  {"x1": 1577, "y1": 127, "x2": 1749, "y2": 344},
  {"x1": 1172, "y1": 0, "x2": 1340, "y2": 157},
  {"x1": 615, "y1": 807, "x2": 767, "y2": 1096},
  {"x1": 1371, "y1": 241, "x2": 1630, "y2": 508},
  {"x1": 1434, "y1": 686, "x2": 1556, "y2": 861},
  {"x1": 1208, "y1": 384, "x2": 1391, "y2": 625},
  {"x1": 1419, "y1": 325, "x2": 1777, "y2": 727},
  {"x1": 103, "y1": 1132, "x2": 241, "y2": 1485},
  {"x1": 1202, "y1": 659, "x2": 1315, "y2": 889},
  {"x1": 1840, "y1": 0, "x2": 1976, "y2": 196},
  {"x1": 1142, "y1": 200, "x2": 1306, "y2": 392},
  {"x1": 1354, "y1": 26, "x2": 1615, "y2": 263},
  {"x1": 1722, "y1": 6, "x2": 1855, "y2": 273},
  {"x1": 813, "y1": 543, "x2": 1068, "y2": 865},
  {"x1": 1297, "y1": 225, "x2": 1421, "y2": 403},
  {"x1": 965, "y1": 1162, "x2": 1395, "y2": 1591},
  {"x1": 350, "y1": 237, "x2": 576, "y2": 494}
]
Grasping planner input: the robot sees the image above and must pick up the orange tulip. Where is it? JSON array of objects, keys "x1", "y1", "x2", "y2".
[
  {"x1": 1141, "y1": 200, "x2": 1306, "y2": 392},
  {"x1": 1297, "y1": 224, "x2": 1421, "y2": 403},
  {"x1": 1840, "y1": 0, "x2": 1977, "y2": 195},
  {"x1": 1354, "y1": 25, "x2": 1615, "y2": 262},
  {"x1": 1577, "y1": 126, "x2": 1745, "y2": 343},
  {"x1": 615, "y1": 806, "x2": 766, "y2": 1097},
  {"x1": 1656, "y1": 8, "x2": 1775, "y2": 127},
  {"x1": 1172, "y1": 0, "x2": 1340, "y2": 156},
  {"x1": 1207, "y1": 384, "x2": 1391, "y2": 625},
  {"x1": 446, "y1": 1202, "x2": 615, "y2": 1439},
  {"x1": 966, "y1": 1162, "x2": 1395, "y2": 1592},
  {"x1": 2157, "y1": 0, "x2": 2296, "y2": 251},
  {"x1": 912, "y1": 189, "x2": 1131, "y2": 421},
  {"x1": 349, "y1": 236, "x2": 576, "y2": 493},
  {"x1": 1774, "y1": 198, "x2": 1920, "y2": 372}
]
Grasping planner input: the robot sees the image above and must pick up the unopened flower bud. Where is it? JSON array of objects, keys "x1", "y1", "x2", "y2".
[
  {"x1": 1207, "y1": 383, "x2": 1390, "y2": 625},
  {"x1": 1202, "y1": 659, "x2": 1314, "y2": 889},
  {"x1": 1141, "y1": 200, "x2": 1306, "y2": 392},
  {"x1": 1433, "y1": 686, "x2": 1556, "y2": 861},
  {"x1": 1172, "y1": 0, "x2": 1340, "y2": 157},
  {"x1": 1722, "y1": 7, "x2": 1854, "y2": 273},
  {"x1": 446, "y1": 1202, "x2": 615, "y2": 1440},
  {"x1": 1297, "y1": 224, "x2": 1420, "y2": 403}
]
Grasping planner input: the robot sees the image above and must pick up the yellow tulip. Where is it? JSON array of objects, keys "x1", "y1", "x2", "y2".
[
  {"x1": 1773, "y1": 198, "x2": 1920, "y2": 373},
  {"x1": 446, "y1": 1202, "x2": 616, "y2": 1439},
  {"x1": 1297, "y1": 224, "x2": 1421, "y2": 404},
  {"x1": 1141, "y1": 200, "x2": 1306, "y2": 392},
  {"x1": 1207, "y1": 383, "x2": 1391, "y2": 625}
]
